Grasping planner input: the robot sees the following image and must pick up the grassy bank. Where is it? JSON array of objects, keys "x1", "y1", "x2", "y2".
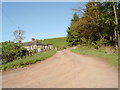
[
  {"x1": 72, "y1": 47, "x2": 118, "y2": 66},
  {"x1": 39, "y1": 37, "x2": 68, "y2": 50},
  {"x1": 2, "y1": 50, "x2": 56, "y2": 70}
]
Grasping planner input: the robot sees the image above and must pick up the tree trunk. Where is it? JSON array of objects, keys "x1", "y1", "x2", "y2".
[{"x1": 112, "y1": 0, "x2": 119, "y2": 53}]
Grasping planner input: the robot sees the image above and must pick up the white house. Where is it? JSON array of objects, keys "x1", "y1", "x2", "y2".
[{"x1": 23, "y1": 38, "x2": 53, "y2": 52}]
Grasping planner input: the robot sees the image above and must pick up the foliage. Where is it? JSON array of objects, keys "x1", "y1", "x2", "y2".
[
  {"x1": 72, "y1": 47, "x2": 118, "y2": 66},
  {"x1": 2, "y1": 41, "x2": 28, "y2": 64},
  {"x1": 66, "y1": 2, "x2": 120, "y2": 48},
  {"x1": 66, "y1": 13, "x2": 80, "y2": 46},
  {"x1": 2, "y1": 50, "x2": 56, "y2": 70}
]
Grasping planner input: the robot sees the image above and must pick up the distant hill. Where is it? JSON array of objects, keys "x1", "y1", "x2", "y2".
[{"x1": 41, "y1": 37, "x2": 68, "y2": 49}]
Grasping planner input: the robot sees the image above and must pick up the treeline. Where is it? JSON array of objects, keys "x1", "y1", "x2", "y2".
[{"x1": 67, "y1": 2, "x2": 120, "y2": 49}]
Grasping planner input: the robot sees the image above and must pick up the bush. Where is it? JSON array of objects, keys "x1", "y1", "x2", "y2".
[
  {"x1": 56, "y1": 46, "x2": 69, "y2": 51},
  {"x1": 2, "y1": 41, "x2": 28, "y2": 64},
  {"x1": 2, "y1": 50, "x2": 56, "y2": 70}
]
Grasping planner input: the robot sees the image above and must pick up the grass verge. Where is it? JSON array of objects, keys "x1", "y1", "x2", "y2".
[
  {"x1": 2, "y1": 50, "x2": 56, "y2": 70},
  {"x1": 71, "y1": 47, "x2": 118, "y2": 66}
]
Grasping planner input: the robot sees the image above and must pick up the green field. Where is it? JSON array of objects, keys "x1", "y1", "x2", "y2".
[
  {"x1": 2, "y1": 50, "x2": 56, "y2": 70},
  {"x1": 72, "y1": 47, "x2": 118, "y2": 66},
  {"x1": 42, "y1": 37, "x2": 68, "y2": 50}
]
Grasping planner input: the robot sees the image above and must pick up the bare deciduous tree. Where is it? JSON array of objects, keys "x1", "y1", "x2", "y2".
[{"x1": 13, "y1": 29, "x2": 25, "y2": 44}]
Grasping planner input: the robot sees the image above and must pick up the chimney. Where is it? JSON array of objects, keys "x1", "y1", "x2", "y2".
[{"x1": 32, "y1": 38, "x2": 35, "y2": 41}]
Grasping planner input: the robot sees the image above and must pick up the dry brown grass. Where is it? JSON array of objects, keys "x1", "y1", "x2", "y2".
[{"x1": 99, "y1": 46, "x2": 116, "y2": 54}]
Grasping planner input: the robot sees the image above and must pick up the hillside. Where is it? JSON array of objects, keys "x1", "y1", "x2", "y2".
[{"x1": 41, "y1": 37, "x2": 68, "y2": 49}]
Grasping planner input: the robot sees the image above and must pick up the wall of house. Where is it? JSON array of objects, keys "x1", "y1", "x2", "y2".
[
  {"x1": 25, "y1": 44, "x2": 53, "y2": 52},
  {"x1": 25, "y1": 46, "x2": 30, "y2": 50},
  {"x1": 49, "y1": 45, "x2": 53, "y2": 50},
  {"x1": 37, "y1": 45, "x2": 43, "y2": 52}
]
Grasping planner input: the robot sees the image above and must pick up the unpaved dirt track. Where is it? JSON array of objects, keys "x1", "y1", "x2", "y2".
[{"x1": 2, "y1": 48, "x2": 118, "y2": 88}]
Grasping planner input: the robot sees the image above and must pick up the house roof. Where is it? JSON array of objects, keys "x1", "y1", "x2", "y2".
[{"x1": 23, "y1": 41, "x2": 52, "y2": 46}]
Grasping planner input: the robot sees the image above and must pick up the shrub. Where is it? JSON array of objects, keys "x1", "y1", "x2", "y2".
[
  {"x1": 2, "y1": 50, "x2": 56, "y2": 70},
  {"x1": 2, "y1": 41, "x2": 28, "y2": 64}
]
